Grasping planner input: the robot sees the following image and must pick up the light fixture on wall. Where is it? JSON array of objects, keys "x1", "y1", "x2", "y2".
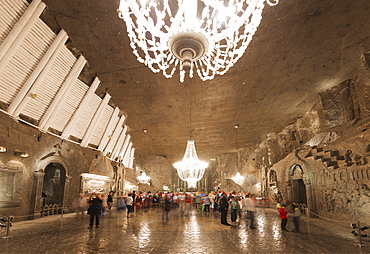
[
  {"x1": 118, "y1": 0, "x2": 279, "y2": 82},
  {"x1": 14, "y1": 150, "x2": 28, "y2": 158},
  {"x1": 232, "y1": 124, "x2": 244, "y2": 186},
  {"x1": 173, "y1": 82, "x2": 208, "y2": 188},
  {"x1": 137, "y1": 171, "x2": 151, "y2": 184},
  {"x1": 0, "y1": 146, "x2": 6, "y2": 152}
]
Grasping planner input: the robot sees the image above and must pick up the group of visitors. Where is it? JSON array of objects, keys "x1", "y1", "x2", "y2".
[
  {"x1": 277, "y1": 201, "x2": 301, "y2": 232},
  {"x1": 79, "y1": 190, "x2": 302, "y2": 232}
]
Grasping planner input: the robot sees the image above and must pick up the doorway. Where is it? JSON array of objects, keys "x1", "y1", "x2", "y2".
[
  {"x1": 289, "y1": 164, "x2": 307, "y2": 204},
  {"x1": 42, "y1": 163, "x2": 66, "y2": 206}
]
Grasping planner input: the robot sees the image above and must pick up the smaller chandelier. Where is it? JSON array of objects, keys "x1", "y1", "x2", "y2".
[
  {"x1": 173, "y1": 140, "x2": 208, "y2": 188},
  {"x1": 232, "y1": 172, "x2": 245, "y2": 186},
  {"x1": 137, "y1": 172, "x2": 150, "y2": 184}
]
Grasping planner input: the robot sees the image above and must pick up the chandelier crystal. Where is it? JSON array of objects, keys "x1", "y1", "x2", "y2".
[
  {"x1": 173, "y1": 140, "x2": 208, "y2": 188},
  {"x1": 118, "y1": 0, "x2": 279, "y2": 82}
]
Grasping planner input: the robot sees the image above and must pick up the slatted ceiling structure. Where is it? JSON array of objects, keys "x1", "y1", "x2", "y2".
[
  {"x1": 70, "y1": 93, "x2": 101, "y2": 139},
  {"x1": 106, "y1": 125, "x2": 123, "y2": 157},
  {"x1": 22, "y1": 46, "x2": 76, "y2": 120},
  {"x1": 112, "y1": 125, "x2": 128, "y2": 159},
  {"x1": 98, "y1": 107, "x2": 120, "y2": 151},
  {"x1": 0, "y1": 0, "x2": 135, "y2": 167},
  {"x1": 49, "y1": 78, "x2": 88, "y2": 132},
  {"x1": 0, "y1": 0, "x2": 27, "y2": 43},
  {"x1": 0, "y1": 18, "x2": 55, "y2": 104},
  {"x1": 89, "y1": 104, "x2": 115, "y2": 147},
  {"x1": 103, "y1": 115, "x2": 126, "y2": 156},
  {"x1": 128, "y1": 148, "x2": 135, "y2": 169},
  {"x1": 122, "y1": 142, "x2": 133, "y2": 167},
  {"x1": 118, "y1": 134, "x2": 131, "y2": 160}
]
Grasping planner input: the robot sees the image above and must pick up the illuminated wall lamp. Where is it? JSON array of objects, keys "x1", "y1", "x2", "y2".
[
  {"x1": 0, "y1": 146, "x2": 6, "y2": 152},
  {"x1": 14, "y1": 150, "x2": 29, "y2": 157}
]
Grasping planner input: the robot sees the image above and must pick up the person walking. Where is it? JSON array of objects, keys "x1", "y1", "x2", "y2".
[
  {"x1": 101, "y1": 193, "x2": 107, "y2": 216},
  {"x1": 184, "y1": 193, "x2": 192, "y2": 216},
  {"x1": 201, "y1": 194, "x2": 211, "y2": 212},
  {"x1": 76, "y1": 193, "x2": 86, "y2": 218},
  {"x1": 107, "y1": 191, "x2": 114, "y2": 211},
  {"x1": 243, "y1": 193, "x2": 257, "y2": 229},
  {"x1": 291, "y1": 203, "x2": 301, "y2": 232},
  {"x1": 229, "y1": 196, "x2": 239, "y2": 223},
  {"x1": 87, "y1": 193, "x2": 103, "y2": 228},
  {"x1": 178, "y1": 192, "x2": 186, "y2": 215},
  {"x1": 126, "y1": 193, "x2": 133, "y2": 218},
  {"x1": 162, "y1": 192, "x2": 172, "y2": 221},
  {"x1": 194, "y1": 193, "x2": 202, "y2": 211},
  {"x1": 134, "y1": 192, "x2": 143, "y2": 213},
  {"x1": 279, "y1": 204, "x2": 289, "y2": 232},
  {"x1": 219, "y1": 192, "x2": 230, "y2": 226}
]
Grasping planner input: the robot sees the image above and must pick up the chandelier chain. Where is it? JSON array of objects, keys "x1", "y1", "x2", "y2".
[{"x1": 189, "y1": 81, "x2": 192, "y2": 140}]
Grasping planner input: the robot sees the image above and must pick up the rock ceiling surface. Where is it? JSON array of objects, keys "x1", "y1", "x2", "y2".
[{"x1": 41, "y1": 0, "x2": 370, "y2": 162}]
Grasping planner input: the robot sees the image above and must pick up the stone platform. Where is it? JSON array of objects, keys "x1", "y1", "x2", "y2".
[{"x1": 0, "y1": 207, "x2": 367, "y2": 253}]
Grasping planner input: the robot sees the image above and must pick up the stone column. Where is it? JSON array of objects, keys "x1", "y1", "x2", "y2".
[
  {"x1": 29, "y1": 171, "x2": 45, "y2": 219},
  {"x1": 286, "y1": 180, "x2": 292, "y2": 201},
  {"x1": 303, "y1": 173, "x2": 317, "y2": 217}
]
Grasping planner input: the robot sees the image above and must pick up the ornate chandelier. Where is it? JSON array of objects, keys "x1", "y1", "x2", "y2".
[
  {"x1": 173, "y1": 140, "x2": 208, "y2": 188},
  {"x1": 232, "y1": 172, "x2": 245, "y2": 186},
  {"x1": 118, "y1": 0, "x2": 279, "y2": 82},
  {"x1": 137, "y1": 172, "x2": 151, "y2": 184}
]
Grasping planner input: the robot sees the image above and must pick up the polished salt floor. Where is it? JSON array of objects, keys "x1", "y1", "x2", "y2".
[{"x1": 0, "y1": 207, "x2": 367, "y2": 253}]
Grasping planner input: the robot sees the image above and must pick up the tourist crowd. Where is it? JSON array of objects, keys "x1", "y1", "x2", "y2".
[{"x1": 80, "y1": 190, "x2": 301, "y2": 232}]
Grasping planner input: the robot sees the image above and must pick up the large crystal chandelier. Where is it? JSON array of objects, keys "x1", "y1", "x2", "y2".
[
  {"x1": 232, "y1": 172, "x2": 245, "y2": 186},
  {"x1": 118, "y1": 0, "x2": 279, "y2": 82},
  {"x1": 137, "y1": 172, "x2": 151, "y2": 184},
  {"x1": 173, "y1": 140, "x2": 208, "y2": 188}
]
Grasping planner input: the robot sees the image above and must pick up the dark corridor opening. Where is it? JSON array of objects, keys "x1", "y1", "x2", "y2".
[
  {"x1": 291, "y1": 179, "x2": 307, "y2": 204},
  {"x1": 42, "y1": 163, "x2": 66, "y2": 206}
]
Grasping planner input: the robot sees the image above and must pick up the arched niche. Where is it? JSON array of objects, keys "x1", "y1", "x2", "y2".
[
  {"x1": 0, "y1": 160, "x2": 25, "y2": 207},
  {"x1": 42, "y1": 162, "x2": 66, "y2": 205},
  {"x1": 37, "y1": 156, "x2": 69, "y2": 206},
  {"x1": 288, "y1": 164, "x2": 307, "y2": 204}
]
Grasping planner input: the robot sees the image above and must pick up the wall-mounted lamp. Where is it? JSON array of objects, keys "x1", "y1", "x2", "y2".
[
  {"x1": 14, "y1": 150, "x2": 28, "y2": 157},
  {"x1": 0, "y1": 146, "x2": 6, "y2": 152}
]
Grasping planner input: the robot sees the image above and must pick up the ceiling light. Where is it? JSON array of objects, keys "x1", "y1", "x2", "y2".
[
  {"x1": 118, "y1": 0, "x2": 279, "y2": 82},
  {"x1": 173, "y1": 140, "x2": 208, "y2": 188},
  {"x1": 232, "y1": 172, "x2": 245, "y2": 186},
  {"x1": 137, "y1": 171, "x2": 151, "y2": 184}
]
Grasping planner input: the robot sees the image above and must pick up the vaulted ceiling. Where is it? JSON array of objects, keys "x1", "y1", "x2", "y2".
[{"x1": 41, "y1": 0, "x2": 370, "y2": 162}]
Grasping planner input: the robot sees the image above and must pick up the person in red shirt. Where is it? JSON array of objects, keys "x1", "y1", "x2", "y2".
[{"x1": 279, "y1": 204, "x2": 289, "y2": 232}]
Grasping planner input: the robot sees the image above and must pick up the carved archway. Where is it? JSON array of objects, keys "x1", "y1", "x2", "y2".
[
  {"x1": 41, "y1": 162, "x2": 66, "y2": 206},
  {"x1": 288, "y1": 164, "x2": 307, "y2": 204}
]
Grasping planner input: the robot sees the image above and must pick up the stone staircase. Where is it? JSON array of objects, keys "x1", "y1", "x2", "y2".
[{"x1": 305, "y1": 145, "x2": 347, "y2": 170}]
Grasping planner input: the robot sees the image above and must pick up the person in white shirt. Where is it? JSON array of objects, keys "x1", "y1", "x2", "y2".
[{"x1": 126, "y1": 193, "x2": 134, "y2": 218}]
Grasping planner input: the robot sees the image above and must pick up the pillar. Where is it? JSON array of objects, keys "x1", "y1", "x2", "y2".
[{"x1": 29, "y1": 171, "x2": 45, "y2": 219}]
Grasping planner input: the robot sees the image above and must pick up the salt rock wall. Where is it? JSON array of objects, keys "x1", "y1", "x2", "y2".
[
  {"x1": 0, "y1": 113, "x2": 115, "y2": 218},
  {"x1": 134, "y1": 155, "x2": 173, "y2": 193}
]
